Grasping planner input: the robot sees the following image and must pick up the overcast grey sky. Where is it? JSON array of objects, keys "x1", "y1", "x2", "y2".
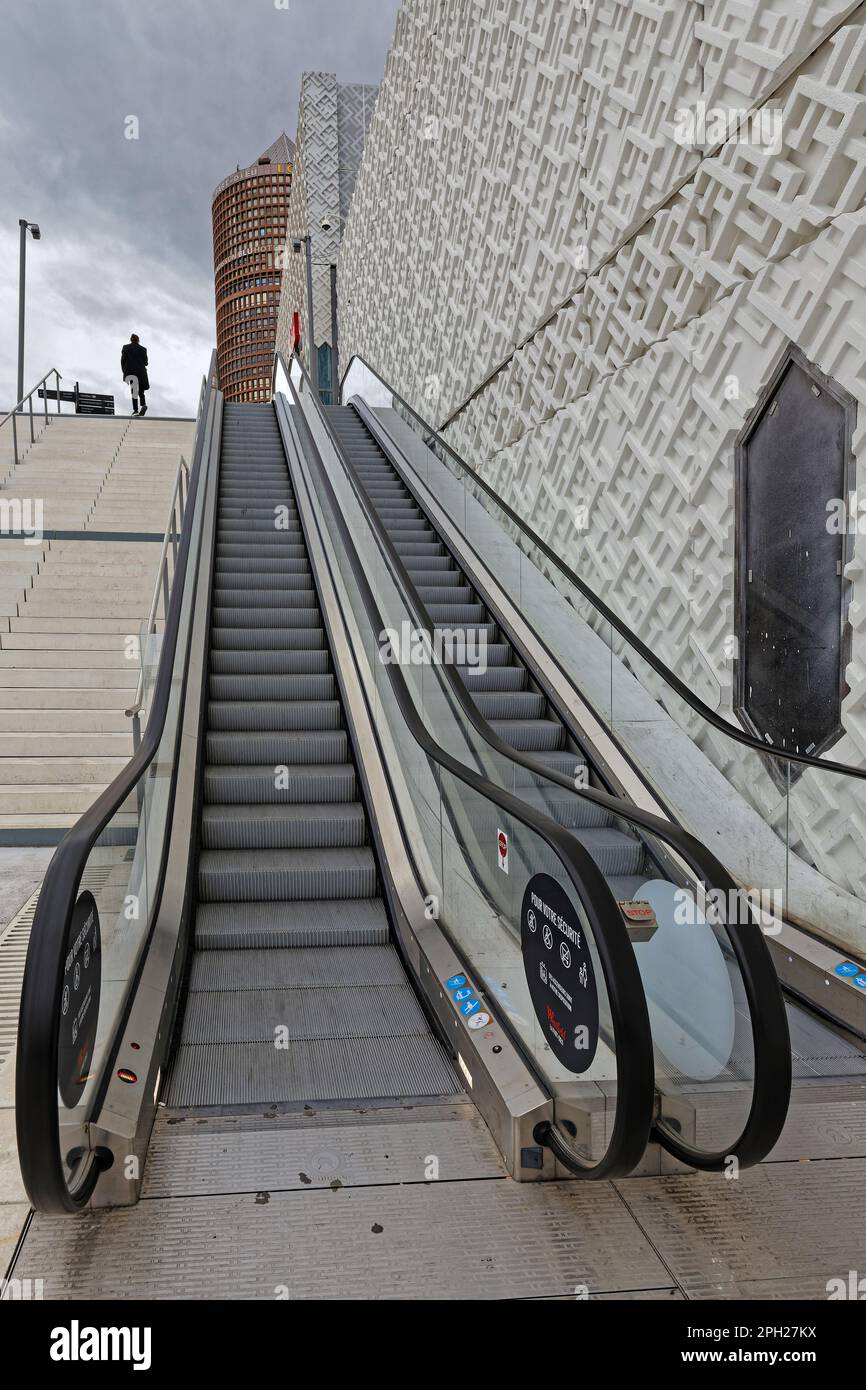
[{"x1": 0, "y1": 0, "x2": 400, "y2": 416}]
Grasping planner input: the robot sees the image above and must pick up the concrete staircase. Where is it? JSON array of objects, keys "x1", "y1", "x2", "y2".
[{"x1": 0, "y1": 417, "x2": 195, "y2": 841}]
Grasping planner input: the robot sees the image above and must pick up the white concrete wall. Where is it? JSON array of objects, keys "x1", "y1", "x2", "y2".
[
  {"x1": 276, "y1": 74, "x2": 378, "y2": 381},
  {"x1": 339, "y1": 0, "x2": 866, "y2": 905}
]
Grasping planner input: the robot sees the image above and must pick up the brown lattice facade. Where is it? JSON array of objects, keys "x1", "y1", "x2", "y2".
[{"x1": 212, "y1": 135, "x2": 294, "y2": 403}]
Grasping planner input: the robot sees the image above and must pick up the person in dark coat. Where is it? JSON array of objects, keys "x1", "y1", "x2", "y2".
[{"x1": 121, "y1": 335, "x2": 150, "y2": 416}]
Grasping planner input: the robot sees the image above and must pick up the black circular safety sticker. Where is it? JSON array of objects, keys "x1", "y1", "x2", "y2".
[
  {"x1": 58, "y1": 891, "x2": 102, "y2": 1109},
  {"x1": 521, "y1": 873, "x2": 599, "y2": 1074}
]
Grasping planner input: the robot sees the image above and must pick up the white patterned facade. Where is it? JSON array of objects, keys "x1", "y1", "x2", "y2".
[
  {"x1": 339, "y1": 0, "x2": 866, "y2": 911},
  {"x1": 276, "y1": 73, "x2": 378, "y2": 394}
]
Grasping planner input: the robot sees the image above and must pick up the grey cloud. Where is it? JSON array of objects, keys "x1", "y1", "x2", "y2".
[{"x1": 0, "y1": 0, "x2": 401, "y2": 411}]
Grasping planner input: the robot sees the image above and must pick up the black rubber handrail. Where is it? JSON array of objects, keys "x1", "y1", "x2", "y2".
[
  {"x1": 16, "y1": 352, "x2": 219, "y2": 1214},
  {"x1": 340, "y1": 354, "x2": 866, "y2": 785},
  {"x1": 285, "y1": 351, "x2": 792, "y2": 1171},
  {"x1": 277, "y1": 368, "x2": 655, "y2": 1179}
]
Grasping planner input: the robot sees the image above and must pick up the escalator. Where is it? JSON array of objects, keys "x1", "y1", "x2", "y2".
[
  {"x1": 327, "y1": 406, "x2": 652, "y2": 904},
  {"x1": 166, "y1": 402, "x2": 458, "y2": 1109},
  {"x1": 329, "y1": 355, "x2": 866, "y2": 1169}
]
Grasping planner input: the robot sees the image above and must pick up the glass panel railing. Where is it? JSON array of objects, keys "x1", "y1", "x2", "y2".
[{"x1": 344, "y1": 359, "x2": 866, "y2": 967}]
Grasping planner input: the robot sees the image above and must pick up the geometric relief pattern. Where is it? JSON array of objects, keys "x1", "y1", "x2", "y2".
[
  {"x1": 340, "y1": 0, "x2": 866, "y2": 900},
  {"x1": 277, "y1": 75, "x2": 377, "y2": 371}
]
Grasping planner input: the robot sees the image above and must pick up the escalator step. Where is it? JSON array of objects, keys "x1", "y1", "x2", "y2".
[
  {"x1": 472, "y1": 692, "x2": 546, "y2": 720},
  {"x1": 513, "y1": 751, "x2": 585, "y2": 782},
  {"x1": 410, "y1": 570, "x2": 464, "y2": 587},
  {"x1": 490, "y1": 719, "x2": 565, "y2": 752},
  {"x1": 212, "y1": 589, "x2": 317, "y2": 609},
  {"x1": 210, "y1": 646, "x2": 329, "y2": 670},
  {"x1": 402, "y1": 555, "x2": 452, "y2": 571},
  {"x1": 210, "y1": 633, "x2": 326, "y2": 657},
  {"x1": 207, "y1": 701, "x2": 342, "y2": 733},
  {"x1": 606, "y1": 874, "x2": 650, "y2": 901},
  {"x1": 456, "y1": 666, "x2": 526, "y2": 691},
  {"x1": 198, "y1": 847, "x2": 377, "y2": 902},
  {"x1": 212, "y1": 607, "x2": 323, "y2": 629},
  {"x1": 417, "y1": 586, "x2": 473, "y2": 605},
  {"x1": 427, "y1": 603, "x2": 486, "y2": 623},
  {"x1": 180, "y1": 982, "x2": 428, "y2": 1044},
  {"x1": 519, "y1": 787, "x2": 612, "y2": 831},
  {"x1": 188, "y1": 944, "x2": 405, "y2": 990},
  {"x1": 194, "y1": 899, "x2": 390, "y2": 950},
  {"x1": 209, "y1": 674, "x2": 335, "y2": 701},
  {"x1": 201, "y1": 802, "x2": 366, "y2": 850},
  {"x1": 205, "y1": 730, "x2": 349, "y2": 765},
  {"x1": 573, "y1": 829, "x2": 645, "y2": 877},
  {"x1": 203, "y1": 763, "x2": 357, "y2": 805},
  {"x1": 164, "y1": 1034, "x2": 459, "y2": 1107},
  {"x1": 212, "y1": 575, "x2": 315, "y2": 592},
  {"x1": 216, "y1": 558, "x2": 310, "y2": 574},
  {"x1": 217, "y1": 544, "x2": 307, "y2": 558}
]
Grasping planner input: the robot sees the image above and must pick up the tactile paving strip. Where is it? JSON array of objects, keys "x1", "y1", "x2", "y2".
[
  {"x1": 143, "y1": 1105, "x2": 504, "y2": 1197},
  {"x1": 13, "y1": 1179, "x2": 671, "y2": 1300}
]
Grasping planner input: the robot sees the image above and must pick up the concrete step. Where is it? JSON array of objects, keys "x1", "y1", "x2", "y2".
[
  {"x1": 1, "y1": 633, "x2": 141, "y2": 651},
  {"x1": 0, "y1": 687, "x2": 134, "y2": 709},
  {"x1": 0, "y1": 669, "x2": 136, "y2": 688},
  {"x1": 39, "y1": 564, "x2": 155, "y2": 579},
  {"x1": 0, "y1": 648, "x2": 135, "y2": 667},
  {"x1": 0, "y1": 709, "x2": 130, "y2": 732},
  {"x1": 0, "y1": 785, "x2": 134, "y2": 815},
  {"x1": 34, "y1": 574, "x2": 154, "y2": 593},
  {"x1": 17, "y1": 599, "x2": 151, "y2": 619},
  {"x1": 46, "y1": 543, "x2": 161, "y2": 559},
  {"x1": 11, "y1": 616, "x2": 162, "y2": 635},
  {"x1": 0, "y1": 757, "x2": 128, "y2": 784},
  {"x1": 0, "y1": 732, "x2": 132, "y2": 756},
  {"x1": 0, "y1": 812, "x2": 92, "y2": 833}
]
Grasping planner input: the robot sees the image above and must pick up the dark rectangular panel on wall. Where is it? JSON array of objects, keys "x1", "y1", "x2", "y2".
[{"x1": 736, "y1": 350, "x2": 855, "y2": 770}]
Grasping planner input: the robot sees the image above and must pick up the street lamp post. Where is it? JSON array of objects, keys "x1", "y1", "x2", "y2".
[
  {"x1": 17, "y1": 219, "x2": 41, "y2": 409},
  {"x1": 330, "y1": 262, "x2": 340, "y2": 400},
  {"x1": 293, "y1": 234, "x2": 318, "y2": 395},
  {"x1": 293, "y1": 225, "x2": 341, "y2": 403}
]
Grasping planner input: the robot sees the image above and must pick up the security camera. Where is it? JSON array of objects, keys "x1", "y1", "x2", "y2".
[
  {"x1": 292, "y1": 239, "x2": 302, "y2": 253},
  {"x1": 320, "y1": 217, "x2": 334, "y2": 233}
]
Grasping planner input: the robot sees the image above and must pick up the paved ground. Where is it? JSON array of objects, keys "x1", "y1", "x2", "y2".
[
  {"x1": 2, "y1": 847, "x2": 866, "y2": 1299},
  {"x1": 0, "y1": 847, "x2": 52, "y2": 1272},
  {"x1": 0, "y1": 848, "x2": 51, "y2": 932}
]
